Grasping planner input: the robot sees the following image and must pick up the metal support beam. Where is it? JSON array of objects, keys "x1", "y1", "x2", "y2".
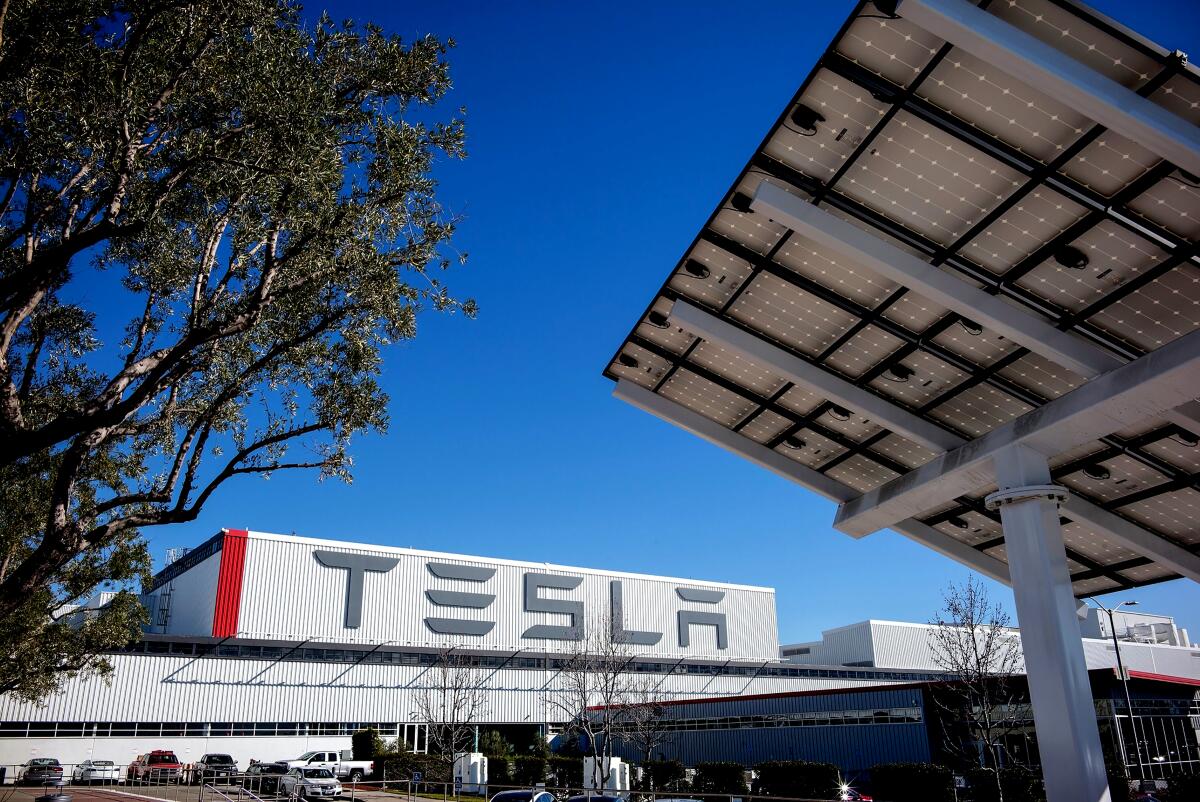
[
  {"x1": 1061, "y1": 496, "x2": 1200, "y2": 584},
  {"x1": 988, "y1": 445, "x2": 1111, "y2": 802},
  {"x1": 667, "y1": 298, "x2": 965, "y2": 453},
  {"x1": 898, "y1": 0, "x2": 1200, "y2": 177},
  {"x1": 751, "y1": 181, "x2": 1123, "y2": 379},
  {"x1": 835, "y1": 325, "x2": 1200, "y2": 536},
  {"x1": 613, "y1": 379, "x2": 1011, "y2": 583}
]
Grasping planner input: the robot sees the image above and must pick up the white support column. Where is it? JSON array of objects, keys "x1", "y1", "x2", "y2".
[{"x1": 988, "y1": 445, "x2": 1110, "y2": 802}]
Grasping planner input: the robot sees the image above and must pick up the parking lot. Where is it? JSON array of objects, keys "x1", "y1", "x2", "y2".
[{"x1": 0, "y1": 784, "x2": 404, "y2": 802}]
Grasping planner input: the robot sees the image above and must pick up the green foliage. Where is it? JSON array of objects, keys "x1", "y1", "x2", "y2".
[
  {"x1": 485, "y1": 756, "x2": 511, "y2": 786},
  {"x1": 0, "y1": 0, "x2": 469, "y2": 701},
  {"x1": 753, "y1": 760, "x2": 840, "y2": 798},
  {"x1": 546, "y1": 755, "x2": 582, "y2": 788},
  {"x1": 870, "y1": 763, "x2": 955, "y2": 802},
  {"x1": 965, "y1": 766, "x2": 1043, "y2": 802},
  {"x1": 512, "y1": 756, "x2": 547, "y2": 786},
  {"x1": 479, "y1": 730, "x2": 514, "y2": 757},
  {"x1": 636, "y1": 760, "x2": 686, "y2": 792},
  {"x1": 1166, "y1": 771, "x2": 1200, "y2": 800},
  {"x1": 352, "y1": 727, "x2": 386, "y2": 761},
  {"x1": 378, "y1": 752, "x2": 450, "y2": 783},
  {"x1": 691, "y1": 762, "x2": 748, "y2": 795}
]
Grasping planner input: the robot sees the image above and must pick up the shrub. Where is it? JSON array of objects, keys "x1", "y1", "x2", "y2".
[
  {"x1": 870, "y1": 763, "x2": 954, "y2": 802},
  {"x1": 378, "y1": 752, "x2": 450, "y2": 784},
  {"x1": 479, "y1": 730, "x2": 515, "y2": 757},
  {"x1": 692, "y1": 762, "x2": 748, "y2": 795},
  {"x1": 513, "y1": 757, "x2": 547, "y2": 786},
  {"x1": 547, "y1": 755, "x2": 582, "y2": 788},
  {"x1": 351, "y1": 727, "x2": 386, "y2": 761},
  {"x1": 753, "y1": 760, "x2": 839, "y2": 798},
  {"x1": 638, "y1": 760, "x2": 686, "y2": 792},
  {"x1": 965, "y1": 766, "x2": 1043, "y2": 802},
  {"x1": 487, "y1": 756, "x2": 512, "y2": 786},
  {"x1": 1167, "y1": 771, "x2": 1200, "y2": 800}
]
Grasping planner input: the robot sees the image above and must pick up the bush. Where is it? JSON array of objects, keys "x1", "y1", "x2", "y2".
[
  {"x1": 638, "y1": 760, "x2": 686, "y2": 792},
  {"x1": 546, "y1": 755, "x2": 582, "y2": 788},
  {"x1": 692, "y1": 762, "x2": 748, "y2": 795},
  {"x1": 1167, "y1": 771, "x2": 1200, "y2": 801},
  {"x1": 870, "y1": 763, "x2": 954, "y2": 802},
  {"x1": 487, "y1": 756, "x2": 512, "y2": 786},
  {"x1": 513, "y1": 757, "x2": 547, "y2": 786},
  {"x1": 351, "y1": 727, "x2": 386, "y2": 761},
  {"x1": 754, "y1": 760, "x2": 839, "y2": 798},
  {"x1": 479, "y1": 730, "x2": 515, "y2": 757},
  {"x1": 378, "y1": 752, "x2": 450, "y2": 784},
  {"x1": 965, "y1": 766, "x2": 1043, "y2": 802}
]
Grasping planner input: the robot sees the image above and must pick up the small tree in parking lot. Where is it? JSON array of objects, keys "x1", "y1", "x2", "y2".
[
  {"x1": 415, "y1": 650, "x2": 489, "y2": 769},
  {"x1": 352, "y1": 727, "x2": 386, "y2": 761}
]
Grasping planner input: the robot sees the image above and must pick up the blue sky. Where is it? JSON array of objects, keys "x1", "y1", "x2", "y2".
[{"x1": 154, "y1": 0, "x2": 1200, "y2": 644}]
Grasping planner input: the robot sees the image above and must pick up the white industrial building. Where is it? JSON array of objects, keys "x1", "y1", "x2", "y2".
[
  {"x1": 782, "y1": 616, "x2": 1200, "y2": 678},
  {"x1": 0, "y1": 529, "x2": 941, "y2": 773},
  {"x1": 2, "y1": 528, "x2": 1196, "y2": 777}
]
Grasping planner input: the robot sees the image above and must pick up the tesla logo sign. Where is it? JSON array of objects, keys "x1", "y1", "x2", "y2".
[{"x1": 312, "y1": 551, "x2": 728, "y2": 649}]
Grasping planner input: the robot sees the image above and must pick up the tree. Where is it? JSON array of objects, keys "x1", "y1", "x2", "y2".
[
  {"x1": 478, "y1": 729, "x2": 514, "y2": 757},
  {"x1": 0, "y1": 0, "x2": 470, "y2": 700},
  {"x1": 615, "y1": 674, "x2": 673, "y2": 765},
  {"x1": 415, "y1": 650, "x2": 489, "y2": 768},
  {"x1": 547, "y1": 616, "x2": 638, "y2": 790},
  {"x1": 927, "y1": 577, "x2": 1027, "y2": 802}
]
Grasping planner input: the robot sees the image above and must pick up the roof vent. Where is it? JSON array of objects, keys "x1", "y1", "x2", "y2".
[
  {"x1": 1054, "y1": 245, "x2": 1090, "y2": 270},
  {"x1": 730, "y1": 192, "x2": 754, "y2": 213},
  {"x1": 789, "y1": 104, "x2": 826, "y2": 135}
]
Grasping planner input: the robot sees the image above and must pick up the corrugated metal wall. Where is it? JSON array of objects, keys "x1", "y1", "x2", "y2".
[
  {"x1": 233, "y1": 531, "x2": 780, "y2": 660},
  {"x1": 0, "y1": 653, "x2": 912, "y2": 724}
]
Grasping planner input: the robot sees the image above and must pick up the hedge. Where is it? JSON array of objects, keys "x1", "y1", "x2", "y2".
[
  {"x1": 965, "y1": 766, "x2": 1043, "y2": 802},
  {"x1": 753, "y1": 761, "x2": 840, "y2": 799},
  {"x1": 546, "y1": 755, "x2": 582, "y2": 787},
  {"x1": 637, "y1": 760, "x2": 686, "y2": 791},
  {"x1": 378, "y1": 752, "x2": 450, "y2": 783},
  {"x1": 351, "y1": 728, "x2": 386, "y2": 762},
  {"x1": 870, "y1": 763, "x2": 954, "y2": 802},
  {"x1": 692, "y1": 762, "x2": 748, "y2": 795}
]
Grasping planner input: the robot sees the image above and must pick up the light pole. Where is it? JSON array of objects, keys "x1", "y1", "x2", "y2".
[{"x1": 1087, "y1": 598, "x2": 1145, "y2": 782}]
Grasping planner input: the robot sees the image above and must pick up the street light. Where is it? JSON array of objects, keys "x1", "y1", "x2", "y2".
[{"x1": 1087, "y1": 598, "x2": 1145, "y2": 782}]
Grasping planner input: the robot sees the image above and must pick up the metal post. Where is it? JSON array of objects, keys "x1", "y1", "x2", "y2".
[
  {"x1": 1104, "y1": 604, "x2": 1147, "y2": 783},
  {"x1": 987, "y1": 445, "x2": 1111, "y2": 802}
]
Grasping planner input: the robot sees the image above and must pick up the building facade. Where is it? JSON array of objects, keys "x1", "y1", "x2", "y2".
[{"x1": 0, "y1": 530, "x2": 935, "y2": 774}]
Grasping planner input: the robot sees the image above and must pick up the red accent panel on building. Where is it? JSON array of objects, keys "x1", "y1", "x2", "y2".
[
  {"x1": 1127, "y1": 669, "x2": 1200, "y2": 687},
  {"x1": 212, "y1": 529, "x2": 249, "y2": 637}
]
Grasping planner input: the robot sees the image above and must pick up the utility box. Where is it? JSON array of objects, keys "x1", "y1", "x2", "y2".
[
  {"x1": 583, "y1": 757, "x2": 629, "y2": 798},
  {"x1": 453, "y1": 752, "x2": 487, "y2": 795}
]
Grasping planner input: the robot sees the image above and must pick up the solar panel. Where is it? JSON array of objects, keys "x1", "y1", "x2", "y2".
[{"x1": 604, "y1": 0, "x2": 1200, "y2": 596}]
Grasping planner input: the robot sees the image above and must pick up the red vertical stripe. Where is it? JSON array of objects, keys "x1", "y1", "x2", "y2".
[{"x1": 212, "y1": 529, "x2": 249, "y2": 637}]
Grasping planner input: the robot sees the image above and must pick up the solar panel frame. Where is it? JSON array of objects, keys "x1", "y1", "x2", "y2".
[{"x1": 605, "y1": 0, "x2": 1200, "y2": 595}]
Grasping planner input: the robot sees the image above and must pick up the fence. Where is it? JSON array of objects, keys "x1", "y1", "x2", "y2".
[{"x1": 0, "y1": 768, "x2": 846, "y2": 802}]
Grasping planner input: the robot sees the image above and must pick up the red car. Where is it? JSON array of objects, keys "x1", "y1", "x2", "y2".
[{"x1": 128, "y1": 750, "x2": 183, "y2": 783}]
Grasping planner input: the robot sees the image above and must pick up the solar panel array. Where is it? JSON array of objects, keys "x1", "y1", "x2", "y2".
[{"x1": 605, "y1": 0, "x2": 1200, "y2": 596}]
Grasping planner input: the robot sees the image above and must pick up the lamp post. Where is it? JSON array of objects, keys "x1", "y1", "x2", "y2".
[{"x1": 1087, "y1": 598, "x2": 1145, "y2": 782}]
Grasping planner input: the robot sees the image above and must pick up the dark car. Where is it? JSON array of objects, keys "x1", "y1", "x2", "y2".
[
  {"x1": 567, "y1": 796, "x2": 623, "y2": 802},
  {"x1": 489, "y1": 792, "x2": 555, "y2": 802},
  {"x1": 244, "y1": 762, "x2": 289, "y2": 794},
  {"x1": 194, "y1": 754, "x2": 238, "y2": 784},
  {"x1": 19, "y1": 758, "x2": 64, "y2": 786}
]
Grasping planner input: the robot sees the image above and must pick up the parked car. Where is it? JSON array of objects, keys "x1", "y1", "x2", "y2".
[
  {"x1": 243, "y1": 762, "x2": 289, "y2": 794},
  {"x1": 279, "y1": 767, "x2": 343, "y2": 798},
  {"x1": 72, "y1": 760, "x2": 120, "y2": 784},
  {"x1": 489, "y1": 792, "x2": 556, "y2": 802},
  {"x1": 283, "y1": 751, "x2": 373, "y2": 781},
  {"x1": 128, "y1": 750, "x2": 184, "y2": 783},
  {"x1": 193, "y1": 754, "x2": 238, "y2": 784},
  {"x1": 837, "y1": 791, "x2": 872, "y2": 802},
  {"x1": 18, "y1": 758, "x2": 64, "y2": 786},
  {"x1": 566, "y1": 796, "x2": 623, "y2": 802}
]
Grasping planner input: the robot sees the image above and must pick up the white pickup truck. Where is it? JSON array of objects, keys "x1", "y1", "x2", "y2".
[{"x1": 283, "y1": 751, "x2": 374, "y2": 782}]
